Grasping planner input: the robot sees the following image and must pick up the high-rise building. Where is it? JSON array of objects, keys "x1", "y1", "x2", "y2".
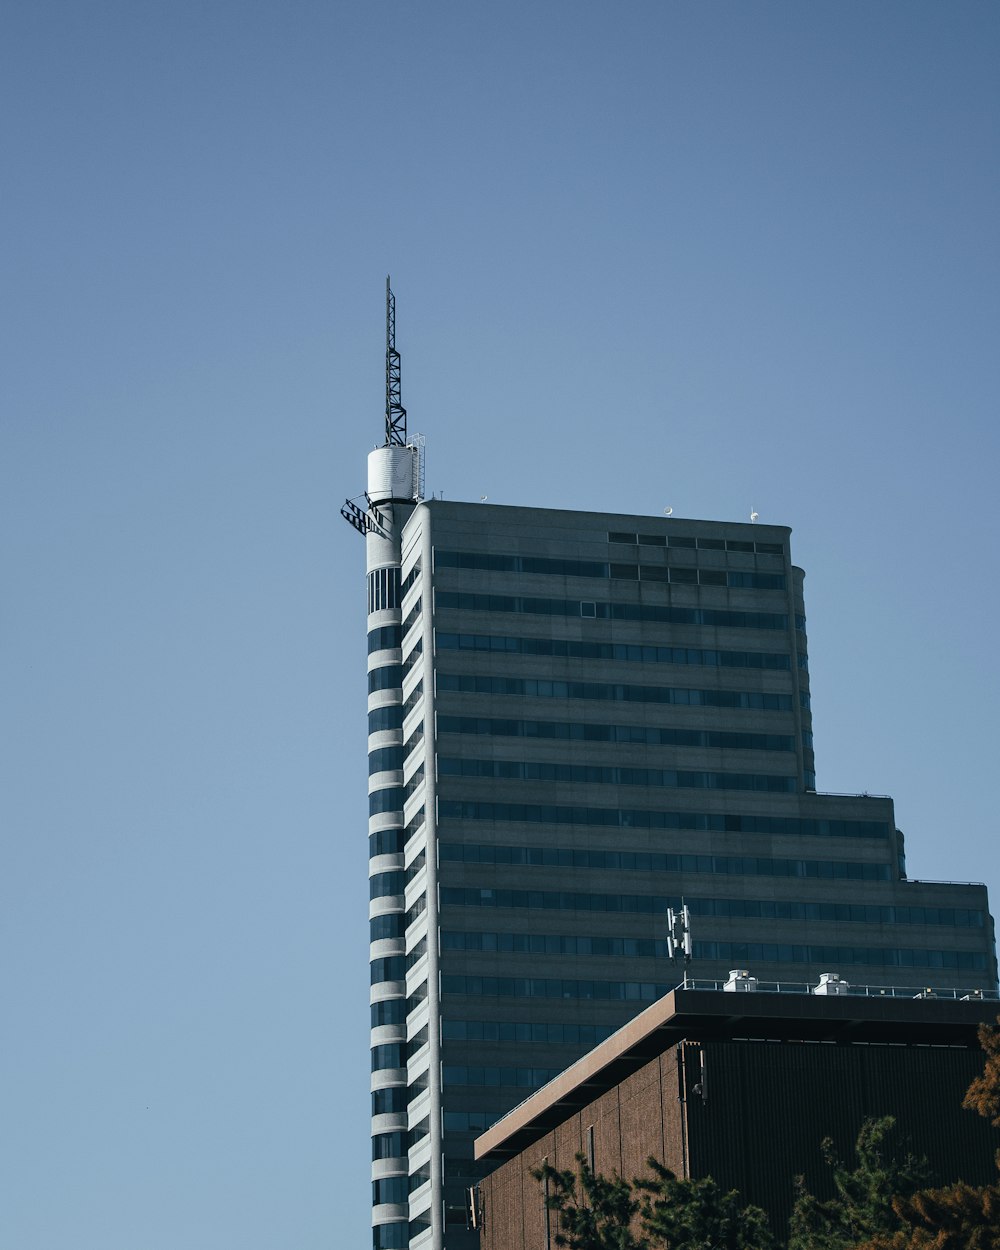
[{"x1": 345, "y1": 285, "x2": 997, "y2": 1250}]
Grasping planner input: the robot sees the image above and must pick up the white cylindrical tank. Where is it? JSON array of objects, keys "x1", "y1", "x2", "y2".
[{"x1": 368, "y1": 446, "x2": 417, "y2": 505}]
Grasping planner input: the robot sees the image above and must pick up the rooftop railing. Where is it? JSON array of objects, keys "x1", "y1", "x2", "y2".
[{"x1": 679, "y1": 973, "x2": 998, "y2": 1001}]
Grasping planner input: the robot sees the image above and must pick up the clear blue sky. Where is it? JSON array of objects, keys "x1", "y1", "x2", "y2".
[{"x1": 3, "y1": 3, "x2": 998, "y2": 1247}]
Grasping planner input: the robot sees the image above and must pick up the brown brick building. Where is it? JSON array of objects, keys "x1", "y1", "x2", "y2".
[{"x1": 473, "y1": 987, "x2": 1000, "y2": 1248}]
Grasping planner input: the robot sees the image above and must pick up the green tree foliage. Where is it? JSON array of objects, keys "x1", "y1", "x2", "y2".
[
  {"x1": 532, "y1": 1156, "x2": 642, "y2": 1250},
  {"x1": 635, "y1": 1157, "x2": 776, "y2": 1250},
  {"x1": 852, "y1": 1017, "x2": 1000, "y2": 1250},
  {"x1": 964, "y1": 1017, "x2": 1000, "y2": 1131},
  {"x1": 787, "y1": 1117, "x2": 930, "y2": 1250},
  {"x1": 532, "y1": 1154, "x2": 775, "y2": 1250}
]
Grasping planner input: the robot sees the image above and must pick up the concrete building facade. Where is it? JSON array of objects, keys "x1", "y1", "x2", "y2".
[{"x1": 353, "y1": 445, "x2": 996, "y2": 1250}]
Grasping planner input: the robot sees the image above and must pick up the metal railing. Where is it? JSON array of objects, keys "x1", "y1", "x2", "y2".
[{"x1": 679, "y1": 974, "x2": 998, "y2": 1001}]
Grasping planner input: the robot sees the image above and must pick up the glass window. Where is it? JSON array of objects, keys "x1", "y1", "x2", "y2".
[
  {"x1": 371, "y1": 1043, "x2": 407, "y2": 1072},
  {"x1": 368, "y1": 625, "x2": 402, "y2": 653},
  {"x1": 369, "y1": 828, "x2": 404, "y2": 858},
  {"x1": 372, "y1": 1088, "x2": 408, "y2": 1117},
  {"x1": 369, "y1": 705, "x2": 404, "y2": 735},
  {"x1": 369, "y1": 788, "x2": 405, "y2": 817},
  {"x1": 371, "y1": 957, "x2": 406, "y2": 986},
  {"x1": 370, "y1": 871, "x2": 404, "y2": 900},
  {"x1": 371, "y1": 999, "x2": 406, "y2": 1027},
  {"x1": 373, "y1": 1221, "x2": 409, "y2": 1248},
  {"x1": 369, "y1": 746, "x2": 404, "y2": 774},
  {"x1": 369, "y1": 665, "x2": 404, "y2": 694},
  {"x1": 370, "y1": 914, "x2": 406, "y2": 942}
]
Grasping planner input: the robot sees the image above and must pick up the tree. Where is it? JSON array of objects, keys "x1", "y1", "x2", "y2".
[
  {"x1": 964, "y1": 1016, "x2": 1000, "y2": 1131},
  {"x1": 850, "y1": 1017, "x2": 1000, "y2": 1250},
  {"x1": 532, "y1": 1154, "x2": 775, "y2": 1250},
  {"x1": 635, "y1": 1157, "x2": 776, "y2": 1250},
  {"x1": 532, "y1": 1156, "x2": 644, "y2": 1250},
  {"x1": 788, "y1": 1116, "x2": 931, "y2": 1250}
]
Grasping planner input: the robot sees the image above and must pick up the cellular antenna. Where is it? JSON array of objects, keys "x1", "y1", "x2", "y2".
[{"x1": 385, "y1": 275, "x2": 407, "y2": 446}]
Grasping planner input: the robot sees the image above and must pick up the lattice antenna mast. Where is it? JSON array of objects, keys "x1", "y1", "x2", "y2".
[{"x1": 384, "y1": 275, "x2": 407, "y2": 446}]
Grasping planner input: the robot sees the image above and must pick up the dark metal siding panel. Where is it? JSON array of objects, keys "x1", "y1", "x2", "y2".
[{"x1": 684, "y1": 1039, "x2": 998, "y2": 1238}]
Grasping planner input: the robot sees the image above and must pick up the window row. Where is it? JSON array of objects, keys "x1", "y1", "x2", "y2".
[
  {"x1": 405, "y1": 850, "x2": 426, "y2": 885},
  {"x1": 400, "y1": 561, "x2": 421, "y2": 598},
  {"x1": 371, "y1": 914, "x2": 406, "y2": 942},
  {"x1": 371, "y1": 956, "x2": 405, "y2": 986},
  {"x1": 696, "y1": 941, "x2": 987, "y2": 971},
  {"x1": 443, "y1": 1064, "x2": 562, "y2": 1089},
  {"x1": 437, "y1": 672, "x2": 793, "y2": 711},
  {"x1": 368, "y1": 625, "x2": 402, "y2": 654},
  {"x1": 436, "y1": 548, "x2": 786, "y2": 589},
  {"x1": 437, "y1": 591, "x2": 792, "y2": 632},
  {"x1": 442, "y1": 974, "x2": 672, "y2": 1002},
  {"x1": 406, "y1": 935, "x2": 427, "y2": 970},
  {"x1": 370, "y1": 870, "x2": 404, "y2": 900},
  {"x1": 438, "y1": 886, "x2": 982, "y2": 928},
  {"x1": 401, "y1": 596, "x2": 422, "y2": 641},
  {"x1": 369, "y1": 828, "x2": 405, "y2": 859},
  {"x1": 443, "y1": 1110, "x2": 501, "y2": 1135},
  {"x1": 437, "y1": 802, "x2": 890, "y2": 840},
  {"x1": 404, "y1": 804, "x2": 425, "y2": 845},
  {"x1": 438, "y1": 756, "x2": 797, "y2": 795},
  {"x1": 441, "y1": 929, "x2": 986, "y2": 971},
  {"x1": 608, "y1": 532, "x2": 784, "y2": 555},
  {"x1": 372, "y1": 1120, "x2": 427, "y2": 1160},
  {"x1": 372, "y1": 1042, "x2": 407, "y2": 1071},
  {"x1": 403, "y1": 726, "x2": 423, "y2": 762},
  {"x1": 369, "y1": 746, "x2": 404, "y2": 775},
  {"x1": 371, "y1": 1173, "x2": 432, "y2": 1207},
  {"x1": 439, "y1": 838, "x2": 891, "y2": 882},
  {"x1": 438, "y1": 714, "x2": 796, "y2": 754},
  {"x1": 369, "y1": 664, "x2": 403, "y2": 694},
  {"x1": 443, "y1": 929, "x2": 665, "y2": 957},
  {"x1": 371, "y1": 999, "x2": 407, "y2": 1028},
  {"x1": 369, "y1": 704, "x2": 404, "y2": 735},
  {"x1": 402, "y1": 679, "x2": 423, "y2": 719},
  {"x1": 441, "y1": 1018, "x2": 616, "y2": 1046},
  {"x1": 404, "y1": 764, "x2": 425, "y2": 801},
  {"x1": 402, "y1": 637, "x2": 423, "y2": 677},
  {"x1": 370, "y1": 787, "x2": 405, "y2": 816},
  {"x1": 372, "y1": 1220, "x2": 409, "y2": 1249},
  {"x1": 372, "y1": 1087, "x2": 409, "y2": 1116},
  {"x1": 372, "y1": 1176, "x2": 407, "y2": 1206},
  {"x1": 368, "y1": 566, "x2": 402, "y2": 614},
  {"x1": 436, "y1": 631, "x2": 792, "y2": 671}
]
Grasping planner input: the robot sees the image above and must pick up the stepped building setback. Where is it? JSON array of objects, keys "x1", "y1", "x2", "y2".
[{"x1": 343, "y1": 283, "x2": 997, "y2": 1250}]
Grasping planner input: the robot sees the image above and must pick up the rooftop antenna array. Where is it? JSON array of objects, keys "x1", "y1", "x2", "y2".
[
  {"x1": 342, "y1": 278, "x2": 422, "y2": 536},
  {"x1": 666, "y1": 902, "x2": 692, "y2": 964},
  {"x1": 384, "y1": 275, "x2": 407, "y2": 447}
]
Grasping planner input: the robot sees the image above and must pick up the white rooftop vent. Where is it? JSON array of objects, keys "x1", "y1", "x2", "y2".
[
  {"x1": 812, "y1": 972, "x2": 850, "y2": 996},
  {"x1": 723, "y1": 969, "x2": 758, "y2": 993}
]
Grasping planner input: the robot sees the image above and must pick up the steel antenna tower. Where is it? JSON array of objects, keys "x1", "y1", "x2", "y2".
[{"x1": 384, "y1": 275, "x2": 407, "y2": 446}]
